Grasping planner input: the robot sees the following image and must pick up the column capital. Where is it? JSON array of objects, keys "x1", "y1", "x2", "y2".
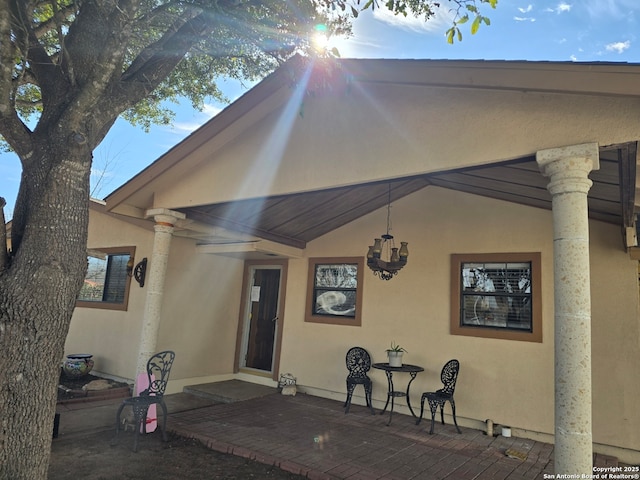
[
  {"x1": 144, "y1": 208, "x2": 186, "y2": 227},
  {"x1": 536, "y1": 142, "x2": 599, "y2": 177},
  {"x1": 536, "y1": 143, "x2": 599, "y2": 196}
]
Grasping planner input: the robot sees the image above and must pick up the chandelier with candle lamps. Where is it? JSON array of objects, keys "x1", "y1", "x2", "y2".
[{"x1": 366, "y1": 185, "x2": 408, "y2": 280}]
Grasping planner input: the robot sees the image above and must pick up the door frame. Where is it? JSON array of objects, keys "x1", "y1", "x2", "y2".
[{"x1": 234, "y1": 259, "x2": 288, "y2": 381}]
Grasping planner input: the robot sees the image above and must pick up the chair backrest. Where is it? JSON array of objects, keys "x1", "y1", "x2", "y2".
[
  {"x1": 345, "y1": 347, "x2": 372, "y2": 379},
  {"x1": 144, "y1": 350, "x2": 175, "y2": 397},
  {"x1": 439, "y1": 359, "x2": 460, "y2": 396}
]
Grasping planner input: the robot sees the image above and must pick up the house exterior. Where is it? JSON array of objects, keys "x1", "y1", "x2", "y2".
[{"x1": 66, "y1": 57, "x2": 640, "y2": 467}]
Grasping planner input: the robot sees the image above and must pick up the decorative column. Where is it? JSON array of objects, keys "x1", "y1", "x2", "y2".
[
  {"x1": 536, "y1": 143, "x2": 599, "y2": 476},
  {"x1": 135, "y1": 209, "x2": 186, "y2": 378}
]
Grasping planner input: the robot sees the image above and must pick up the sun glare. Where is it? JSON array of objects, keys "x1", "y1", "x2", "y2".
[
  {"x1": 312, "y1": 31, "x2": 330, "y2": 51},
  {"x1": 311, "y1": 24, "x2": 335, "y2": 54}
]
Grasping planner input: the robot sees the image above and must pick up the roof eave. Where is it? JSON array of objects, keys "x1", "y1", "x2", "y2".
[{"x1": 104, "y1": 57, "x2": 640, "y2": 214}]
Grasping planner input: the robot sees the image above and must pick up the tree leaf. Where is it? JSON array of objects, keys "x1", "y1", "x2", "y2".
[
  {"x1": 446, "y1": 27, "x2": 455, "y2": 44},
  {"x1": 471, "y1": 15, "x2": 481, "y2": 35}
]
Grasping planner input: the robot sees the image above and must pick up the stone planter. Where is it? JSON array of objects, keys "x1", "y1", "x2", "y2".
[{"x1": 63, "y1": 354, "x2": 94, "y2": 378}]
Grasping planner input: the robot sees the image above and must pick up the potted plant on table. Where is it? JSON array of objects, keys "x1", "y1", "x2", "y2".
[{"x1": 386, "y1": 342, "x2": 407, "y2": 367}]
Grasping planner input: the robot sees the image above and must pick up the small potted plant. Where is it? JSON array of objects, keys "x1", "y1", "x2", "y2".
[{"x1": 386, "y1": 342, "x2": 406, "y2": 367}]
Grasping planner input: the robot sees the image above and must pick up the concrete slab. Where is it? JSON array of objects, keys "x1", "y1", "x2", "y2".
[
  {"x1": 183, "y1": 379, "x2": 277, "y2": 403},
  {"x1": 163, "y1": 392, "x2": 219, "y2": 413}
]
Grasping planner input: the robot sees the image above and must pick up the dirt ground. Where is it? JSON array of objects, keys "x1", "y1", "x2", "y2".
[
  {"x1": 48, "y1": 429, "x2": 306, "y2": 480},
  {"x1": 51, "y1": 372, "x2": 305, "y2": 479}
]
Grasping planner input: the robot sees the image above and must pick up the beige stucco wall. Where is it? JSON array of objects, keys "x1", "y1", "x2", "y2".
[
  {"x1": 153, "y1": 83, "x2": 640, "y2": 209},
  {"x1": 153, "y1": 235, "x2": 244, "y2": 381},
  {"x1": 65, "y1": 208, "x2": 154, "y2": 378},
  {"x1": 66, "y1": 207, "x2": 245, "y2": 384},
  {"x1": 590, "y1": 220, "x2": 640, "y2": 451},
  {"x1": 276, "y1": 186, "x2": 640, "y2": 455}
]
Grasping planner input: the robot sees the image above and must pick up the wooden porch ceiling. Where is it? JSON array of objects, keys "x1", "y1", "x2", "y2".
[{"x1": 178, "y1": 143, "x2": 637, "y2": 250}]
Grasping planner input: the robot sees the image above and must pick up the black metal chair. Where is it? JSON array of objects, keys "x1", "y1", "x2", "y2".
[
  {"x1": 416, "y1": 359, "x2": 461, "y2": 434},
  {"x1": 113, "y1": 350, "x2": 175, "y2": 451},
  {"x1": 344, "y1": 347, "x2": 376, "y2": 415}
]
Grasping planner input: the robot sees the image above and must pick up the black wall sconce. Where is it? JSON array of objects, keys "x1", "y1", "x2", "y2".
[{"x1": 126, "y1": 257, "x2": 148, "y2": 288}]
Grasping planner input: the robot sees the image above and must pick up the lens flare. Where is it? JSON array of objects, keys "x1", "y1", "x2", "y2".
[{"x1": 312, "y1": 24, "x2": 330, "y2": 51}]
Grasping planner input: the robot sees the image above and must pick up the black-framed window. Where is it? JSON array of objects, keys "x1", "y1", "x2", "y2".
[
  {"x1": 451, "y1": 253, "x2": 542, "y2": 342},
  {"x1": 76, "y1": 247, "x2": 135, "y2": 311},
  {"x1": 460, "y1": 261, "x2": 532, "y2": 330},
  {"x1": 305, "y1": 257, "x2": 364, "y2": 326}
]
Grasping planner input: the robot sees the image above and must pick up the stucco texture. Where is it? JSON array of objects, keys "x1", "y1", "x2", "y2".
[
  {"x1": 277, "y1": 186, "x2": 640, "y2": 454},
  {"x1": 154, "y1": 84, "x2": 640, "y2": 209}
]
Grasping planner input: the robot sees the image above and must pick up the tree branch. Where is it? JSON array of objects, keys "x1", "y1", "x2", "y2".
[
  {"x1": 0, "y1": 197, "x2": 7, "y2": 273},
  {"x1": 112, "y1": 11, "x2": 215, "y2": 114},
  {"x1": 0, "y1": 3, "x2": 33, "y2": 155},
  {"x1": 33, "y1": 3, "x2": 76, "y2": 40},
  {"x1": 12, "y1": 1, "x2": 61, "y2": 101},
  {"x1": 0, "y1": 0, "x2": 17, "y2": 114},
  {"x1": 63, "y1": 1, "x2": 141, "y2": 88}
]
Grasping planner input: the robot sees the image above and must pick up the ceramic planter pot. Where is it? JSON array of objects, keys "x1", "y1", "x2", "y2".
[
  {"x1": 387, "y1": 351, "x2": 403, "y2": 367},
  {"x1": 63, "y1": 354, "x2": 94, "y2": 378}
]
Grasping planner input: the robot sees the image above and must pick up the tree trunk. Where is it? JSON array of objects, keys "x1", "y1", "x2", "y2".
[{"x1": 0, "y1": 136, "x2": 91, "y2": 479}]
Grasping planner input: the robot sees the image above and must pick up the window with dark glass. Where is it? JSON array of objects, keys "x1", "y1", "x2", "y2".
[
  {"x1": 76, "y1": 247, "x2": 135, "y2": 311},
  {"x1": 451, "y1": 253, "x2": 542, "y2": 342},
  {"x1": 460, "y1": 261, "x2": 532, "y2": 330},
  {"x1": 305, "y1": 257, "x2": 364, "y2": 326}
]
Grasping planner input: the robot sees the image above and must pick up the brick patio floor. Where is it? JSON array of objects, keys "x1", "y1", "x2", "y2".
[{"x1": 168, "y1": 392, "x2": 557, "y2": 480}]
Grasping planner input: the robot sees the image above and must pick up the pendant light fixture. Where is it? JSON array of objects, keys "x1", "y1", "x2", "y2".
[{"x1": 366, "y1": 184, "x2": 408, "y2": 280}]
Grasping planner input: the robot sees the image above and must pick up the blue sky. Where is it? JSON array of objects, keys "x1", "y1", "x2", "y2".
[{"x1": 1, "y1": 0, "x2": 639, "y2": 217}]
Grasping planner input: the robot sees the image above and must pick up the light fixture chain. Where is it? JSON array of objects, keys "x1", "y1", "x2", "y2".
[{"x1": 366, "y1": 182, "x2": 408, "y2": 281}]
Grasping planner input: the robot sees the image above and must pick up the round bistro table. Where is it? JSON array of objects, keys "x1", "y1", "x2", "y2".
[{"x1": 372, "y1": 362, "x2": 424, "y2": 426}]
